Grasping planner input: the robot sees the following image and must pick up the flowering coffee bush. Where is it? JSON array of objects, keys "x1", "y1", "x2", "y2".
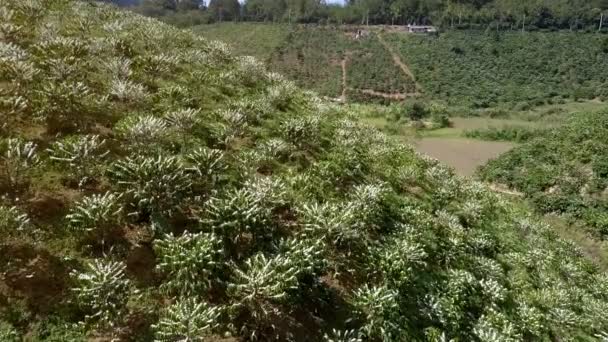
[
  {"x1": 71, "y1": 259, "x2": 131, "y2": 329},
  {"x1": 2, "y1": 0, "x2": 607, "y2": 340},
  {"x1": 152, "y1": 298, "x2": 223, "y2": 341},
  {"x1": 154, "y1": 231, "x2": 224, "y2": 296}
]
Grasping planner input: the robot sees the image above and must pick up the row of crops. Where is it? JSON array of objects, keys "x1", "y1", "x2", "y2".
[{"x1": 385, "y1": 31, "x2": 608, "y2": 108}]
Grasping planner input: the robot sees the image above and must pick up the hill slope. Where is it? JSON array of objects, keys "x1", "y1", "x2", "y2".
[
  {"x1": 385, "y1": 31, "x2": 608, "y2": 108},
  {"x1": 197, "y1": 24, "x2": 608, "y2": 108},
  {"x1": 1, "y1": 1, "x2": 607, "y2": 340},
  {"x1": 480, "y1": 110, "x2": 608, "y2": 238}
]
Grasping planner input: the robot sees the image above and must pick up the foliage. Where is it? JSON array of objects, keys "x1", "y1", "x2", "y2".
[
  {"x1": 2, "y1": 1, "x2": 608, "y2": 341},
  {"x1": 464, "y1": 125, "x2": 546, "y2": 142},
  {"x1": 152, "y1": 298, "x2": 222, "y2": 341},
  {"x1": 1, "y1": 138, "x2": 40, "y2": 189},
  {"x1": 227, "y1": 252, "x2": 299, "y2": 339},
  {"x1": 0, "y1": 205, "x2": 30, "y2": 233},
  {"x1": 386, "y1": 31, "x2": 608, "y2": 108},
  {"x1": 71, "y1": 259, "x2": 131, "y2": 329},
  {"x1": 0, "y1": 321, "x2": 19, "y2": 342},
  {"x1": 47, "y1": 135, "x2": 109, "y2": 186},
  {"x1": 109, "y1": 155, "x2": 192, "y2": 216},
  {"x1": 153, "y1": 231, "x2": 224, "y2": 296},
  {"x1": 479, "y1": 110, "x2": 608, "y2": 237},
  {"x1": 351, "y1": 284, "x2": 401, "y2": 340}
]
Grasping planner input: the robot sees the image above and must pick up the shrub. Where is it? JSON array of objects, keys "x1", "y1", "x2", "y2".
[
  {"x1": 154, "y1": 232, "x2": 224, "y2": 296},
  {"x1": 351, "y1": 284, "x2": 401, "y2": 340},
  {"x1": 66, "y1": 192, "x2": 123, "y2": 233},
  {"x1": 404, "y1": 101, "x2": 428, "y2": 121},
  {"x1": 152, "y1": 298, "x2": 223, "y2": 341},
  {"x1": 323, "y1": 329, "x2": 362, "y2": 342},
  {"x1": 71, "y1": 259, "x2": 131, "y2": 329},
  {"x1": 1, "y1": 138, "x2": 40, "y2": 189},
  {"x1": 202, "y1": 188, "x2": 272, "y2": 252},
  {"x1": 109, "y1": 155, "x2": 192, "y2": 216},
  {"x1": 227, "y1": 253, "x2": 299, "y2": 339},
  {"x1": 184, "y1": 147, "x2": 226, "y2": 181},
  {"x1": 47, "y1": 135, "x2": 109, "y2": 186},
  {"x1": 0, "y1": 205, "x2": 30, "y2": 233},
  {"x1": 0, "y1": 321, "x2": 19, "y2": 342}
]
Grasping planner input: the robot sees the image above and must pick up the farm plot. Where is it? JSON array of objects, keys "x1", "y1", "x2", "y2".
[{"x1": 385, "y1": 31, "x2": 608, "y2": 108}]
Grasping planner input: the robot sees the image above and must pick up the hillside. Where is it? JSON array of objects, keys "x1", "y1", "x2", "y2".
[
  {"x1": 385, "y1": 31, "x2": 608, "y2": 108},
  {"x1": 479, "y1": 111, "x2": 608, "y2": 238},
  {"x1": 196, "y1": 24, "x2": 420, "y2": 102},
  {"x1": 196, "y1": 23, "x2": 608, "y2": 109},
  {"x1": 1, "y1": 1, "x2": 608, "y2": 341}
]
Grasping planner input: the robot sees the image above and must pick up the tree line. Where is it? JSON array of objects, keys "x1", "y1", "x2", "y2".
[{"x1": 123, "y1": 0, "x2": 608, "y2": 31}]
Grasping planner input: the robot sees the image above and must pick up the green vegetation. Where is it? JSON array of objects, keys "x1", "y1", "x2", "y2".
[
  {"x1": 196, "y1": 22, "x2": 290, "y2": 61},
  {"x1": 463, "y1": 125, "x2": 547, "y2": 143},
  {"x1": 121, "y1": 0, "x2": 608, "y2": 31},
  {"x1": 194, "y1": 23, "x2": 608, "y2": 109},
  {"x1": 386, "y1": 31, "x2": 608, "y2": 108},
  {"x1": 480, "y1": 110, "x2": 608, "y2": 237},
  {"x1": 2, "y1": 1, "x2": 608, "y2": 341}
]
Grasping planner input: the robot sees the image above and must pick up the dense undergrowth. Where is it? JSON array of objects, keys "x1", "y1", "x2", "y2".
[
  {"x1": 480, "y1": 110, "x2": 608, "y2": 239},
  {"x1": 463, "y1": 126, "x2": 547, "y2": 143},
  {"x1": 1, "y1": 1, "x2": 608, "y2": 341}
]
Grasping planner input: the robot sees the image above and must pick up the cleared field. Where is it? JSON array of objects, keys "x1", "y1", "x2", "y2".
[{"x1": 414, "y1": 137, "x2": 514, "y2": 176}]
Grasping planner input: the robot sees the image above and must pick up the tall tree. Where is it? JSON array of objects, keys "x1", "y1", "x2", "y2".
[{"x1": 208, "y1": 0, "x2": 241, "y2": 21}]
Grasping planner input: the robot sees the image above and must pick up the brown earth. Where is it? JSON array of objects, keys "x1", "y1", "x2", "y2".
[{"x1": 413, "y1": 137, "x2": 514, "y2": 177}]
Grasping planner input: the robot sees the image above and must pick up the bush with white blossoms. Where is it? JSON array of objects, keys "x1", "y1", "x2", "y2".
[
  {"x1": 351, "y1": 284, "x2": 401, "y2": 341},
  {"x1": 203, "y1": 188, "x2": 272, "y2": 249},
  {"x1": 1, "y1": 138, "x2": 40, "y2": 188},
  {"x1": 323, "y1": 329, "x2": 362, "y2": 342},
  {"x1": 3, "y1": 1, "x2": 608, "y2": 341},
  {"x1": 0, "y1": 205, "x2": 30, "y2": 233},
  {"x1": 66, "y1": 192, "x2": 123, "y2": 233},
  {"x1": 153, "y1": 298, "x2": 223, "y2": 342},
  {"x1": 154, "y1": 231, "x2": 224, "y2": 296},
  {"x1": 47, "y1": 135, "x2": 109, "y2": 186},
  {"x1": 71, "y1": 259, "x2": 131, "y2": 329},
  {"x1": 109, "y1": 155, "x2": 192, "y2": 216},
  {"x1": 116, "y1": 115, "x2": 168, "y2": 148},
  {"x1": 228, "y1": 253, "x2": 299, "y2": 339},
  {"x1": 109, "y1": 78, "x2": 148, "y2": 103},
  {"x1": 184, "y1": 147, "x2": 226, "y2": 181}
]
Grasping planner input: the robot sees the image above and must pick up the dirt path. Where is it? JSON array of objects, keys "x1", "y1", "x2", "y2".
[
  {"x1": 353, "y1": 88, "x2": 418, "y2": 100},
  {"x1": 376, "y1": 33, "x2": 423, "y2": 93},
  {"x1": 488, "y1": 183, "x2": 524, "y2": 197},
  {"x1": 340, "y1": 57, "x2": 348, "y2": 102}
]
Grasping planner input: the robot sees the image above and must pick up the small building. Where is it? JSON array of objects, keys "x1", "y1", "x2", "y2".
[{"x1": 407, "y1": 25, "x2": 437, "y2": 34}]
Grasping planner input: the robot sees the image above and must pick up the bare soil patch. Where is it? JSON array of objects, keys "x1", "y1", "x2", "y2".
[{"x1": 414, "y1": 137, "x2": 514, "y2": 176}]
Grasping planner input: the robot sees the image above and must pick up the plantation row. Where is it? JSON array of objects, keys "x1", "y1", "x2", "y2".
[
  {"x1": 198, "y1": 24, "x2": 418, "y2": 101},
  {"x1": 480, "y1": 110, "x2": 608, "y2": 238},
  {"x1": 198, "y1": 23, "x2": 608, "y2": 109},
  {"x1": 1, "y1": 1, "x2": 608, "y2": 341},
  {"x1": 386, "y1": 31, "x2": 608, "y2": 108}
]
